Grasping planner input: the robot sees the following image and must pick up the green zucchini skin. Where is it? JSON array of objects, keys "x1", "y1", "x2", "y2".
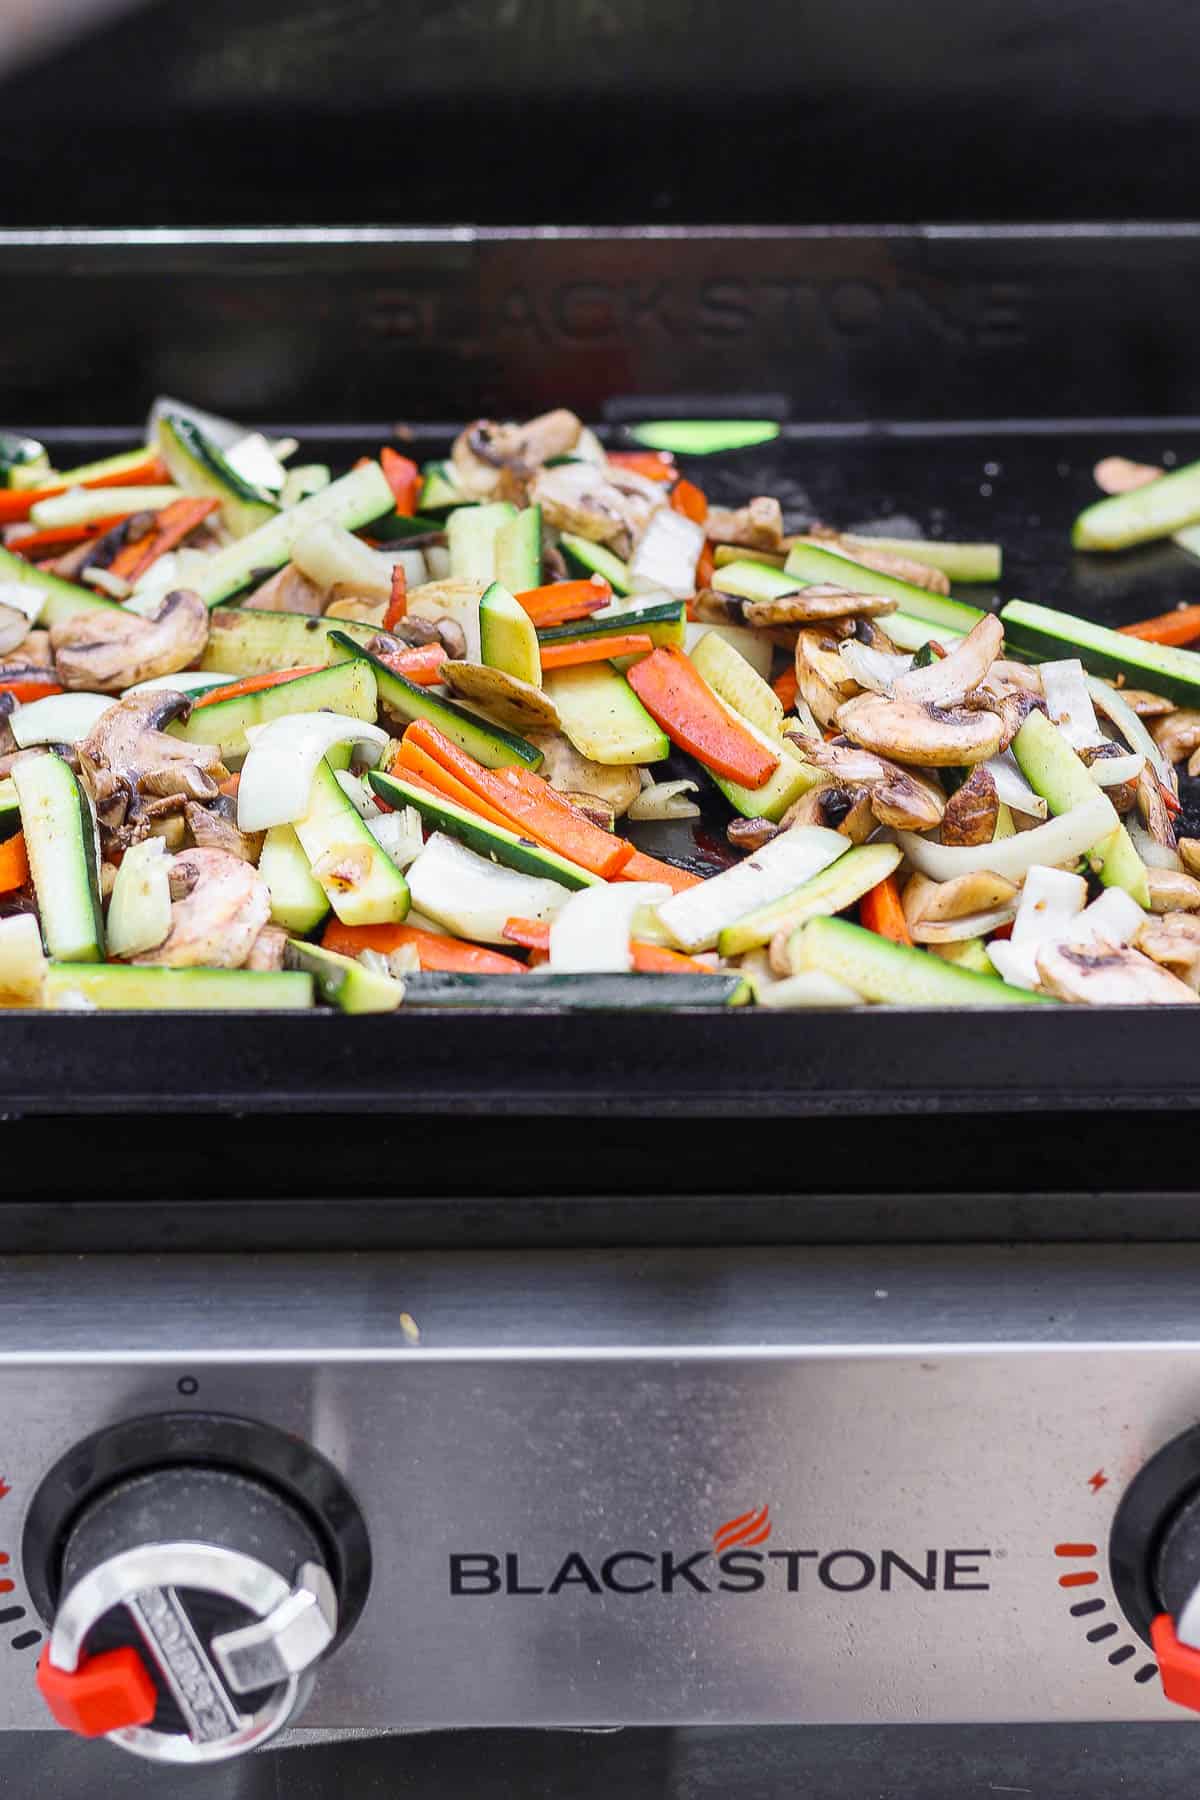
[
  {"x1": 200, "y1": 608, "x2": 378, "y2": 677},
  {"x1": 157, "y1": 413, "x2": 279, "y2": 538},
  {"x1": 173, "y1": 659, "x2": 378, "y2": 761},
  {"x1": 780, "y1": 543, "x2": 986, "y2": 636},
  {"x1": 559, "y1": 533, "x2": 633, "y2": 593},
  {"x1": 536, "y1": 599, "x2": 686, "y2": 650},
  {"x1": 1002, "y1": 598, "x2": 1200, "y2": 709},
  {"x1": 399, "y1": 971, "x2": 751, "y2": 1009},
  {"x1": 12, "y1": 754, "x2": 104, "y2": 963},
  {"x1": 329, "y1": 631, "x2": 543, "y2": 770},
  {"x1": 44, "y1": 965, "x2": 314, "y2": 1010},
  {"x1": 794, "y1": 916, "x2": 1055, "y2": 1006},
  {"x1": 370, "y1": 768, "x2": 598, "y2": 889},
  {"x1": 0, "y1": 545, "x2": 117, "y2": 626}
]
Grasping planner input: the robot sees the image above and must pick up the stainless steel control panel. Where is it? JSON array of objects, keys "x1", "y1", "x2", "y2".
[{"x1": 0, "y1": 1246, "x2": 1196, "y2": 1729}]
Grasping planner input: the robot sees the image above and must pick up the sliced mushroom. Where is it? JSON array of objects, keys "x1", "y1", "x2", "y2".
[
  {"x1": 824, "y1": 786, "x2": 875, "y2": 843},
  {"x1": 1178, "y1": 839, "x2": 1200, "y2": 877},
  {"x1": 530, "y1": 462, "x2": 655, "y2": 558},
  {"x1": 704, "y1": 497, "x2": 784, "y2": 551},
  {"x1": 977, "y1": 688, "x2": 1046, "y2": 754},
  {"x1": 184, "y1": 798, "x2": 264, "y2": 865},
  {"x1": 50, "y1": 589, "x2": 210, "y2": 694},
  {"x1": 79, "y1": 691, "x2": 227, "y2": 831},
  {"x1": 524, "y1": 731, "x2": 641, "y2": 818},
  {"x1": 1094, "y1": 456, "x2": 1162, "y2": 494},
  {"x1": 940, "y1": 767, "x2": 999, "y2": 847},
  {"x1": 246, "y1": 923, "x2": 288, "y2": 972},
  {"x1": 783, "y1": 732, "x2": 946, "y2": 831},
  {"x1": 324, "y1": 594, "x2": 388, "y2": 626},
  {"x1": 980, "y1": 660, "x2": 1044, "y2": 699},
  {"x1": 836, "y1": 692, "x2": 1004, "y2": 766},
  {"x1": 744, "y1": 585, "x2": 897, "y2": 629},
  {"x1": 692, "y1": 589, "x2": 749, "y2": 627},
  {"x1": 903, "y1": 869, "x2": 1018, "y2": 929},
  {"x1": 1137, "y1": 765, "x2": 1177, "y2": 849},
  {"x1": 1035, "y1": 940, "x2": 1199, "y2": 1005},
  {"x1": 1146, "y1": 868, "x2": 1200, "y2": 913},
  {"x1": 892, "y1": 615, "x2": 1003, "y2": 708},
  {"x1": 0, "y1": 604, "x2": 29, "y2": 658},
  {"x1": 452, "y1": 410, "x2": 582, "y2": 499},
  {"x1": 794, "y1": 628, "x2": 862, "y2": 728},
  {"x1": 245, "y1": 563, "x2": 326, "y2": 615},
  {"x1": 1, "y1": 628, "x2": 53, "y2": 675},
  {"x1": 728, "y1": 816, "x2": 783, "y2": 853},
  {"x1": 1078, "y1": 741, "x2": 1139, "y2": 815},
  {"x1": 563, "y1": 792, "x2": 616, "y2": 832},
  {"x1": 1135, "y1": 912, "x2": 1200, "y2": 989},
  {"x1": 0, "y1": 693, "x2": 16, "y2": 761},
  {"x1": 133, "y1": 846, "x2": 270, "y2": 969},
  {"x1": 1151, "y1": 708, "x2": 1200, "y2": 767},
  {"x1": 440, "y1": 662, "x2": 561, "y2": 732},
  {"x1": 1114, "y1": 688, "x2": 1176, "y2": 719}
]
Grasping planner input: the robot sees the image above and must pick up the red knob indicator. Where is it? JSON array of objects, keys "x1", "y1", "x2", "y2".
[{"x1": 36, "y1": 1644, "x2": 157, "y2": 1738}]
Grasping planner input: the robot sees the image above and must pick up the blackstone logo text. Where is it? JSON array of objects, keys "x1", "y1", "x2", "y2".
[{"x1": 448, "y1": 1546, "x2": 992, "y2": 1598}]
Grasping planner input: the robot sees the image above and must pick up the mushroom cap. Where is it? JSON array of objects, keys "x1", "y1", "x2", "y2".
[
  {"x1": 1035, "y1": 940, "x2": 1200, "y2": 1005},
  {"x1": 132, "y1": 846, "x2": 270, "y2": 969},
  {"x1": 745, "y1": 586, "x2": 898, "y2": 629},
  {"x1": 836, "y1": 692, "x2": 1005, "y2": 766},
  {"x1": 50, "y1": 589, "x2": 210, "y2": 694}
]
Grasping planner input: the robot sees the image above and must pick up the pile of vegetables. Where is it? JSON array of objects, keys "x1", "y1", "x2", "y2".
[{"x1": 1, "y1": 404, "x2": 1199, "y2": 1013}]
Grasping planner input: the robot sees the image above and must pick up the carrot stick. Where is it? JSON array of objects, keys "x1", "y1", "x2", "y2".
[
  {"x1": 322, "y1": 919, "x2": 525, "y2": 974},
  {"x1": 0, "y1": 831, "x2": 29, "y2": 894},
  {"x1": 7, "y1": 515, "x2": 132, "y2": 558},
  {"x1": 192, "y1": 665, "x2": 326, "y2": 707},
  {"x1": 772, "y1": 667, "x2": 798, "y2": 711},
  {"x1": 859, "y1": 874, "x2": 912, "y2": 946},
  {"x1": 401, "y1": 720, "x2": 634, "y2": 878},
  {"x1": 670, "y1": 479, "x2": 708, "y2": 524},
  {"x1": 219, "y1": 774, "x2": 240, "y2": 799},
  {"x1": 540, "y1": 633, "x2": 654, "y2": 671},
  {"x1": 0, "y1": 679, "x2": 63, "y2": 703},
  {"x1": 109, "y1": 496, "x2": 220, "y2": 583},
  {"x1": 0, "y1": 452, "x2": 167, "y2": 524},
  {"x1": 626, "y1": 646, "x2": 779, "y2": 788},
  {"x1": 694, "y1": 542, "x2": 715, "y2": 593},
  {"x1": 517, "y1": 578, "x2": 611, "y2": 627},
  {"x1": 615, "y1": 849, "x2": 702, "y2": 893},
  {"x1": 501, "y1": 917, "x2": 551, "y2": 950},
  {"x1": 380, "y1": 447, "x2": 421, "y2": 516},
  {"x1": 1117, "y1": 603, "x2": 1200, "y2": 645},
  {"x1": 392, "y1": 740, "x2": 520, "y2": 832},
  {"x1": 502, "y1": 916, "x2": 714, "y2": 972},
  {"x1": 373, "y1": 642, "x2": 447, "y2": 687},
  {"x1": 607, "y1": 450, "x2": 677, "y2": 483},
  {"x1": 383, "y1": 562, "x2": 407, "y2": 630}
]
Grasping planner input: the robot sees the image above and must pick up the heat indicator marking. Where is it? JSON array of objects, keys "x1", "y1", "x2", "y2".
[
  {"x1": 1089, "y1": 1471, "x2": 1108, "y2": 1493},
  {"x1": 1109, "y1": 1646, "x2": 1136, "y2": 1666},
  {"x1": 1054, "y1": 1537, "x2": 1154, "y2": 1686},
  {"x1": 1059, "y1": 1571, "x2": 1099, "y2": 1587},
  {"x1": 1055, "y1": 1543, "x2": 1098, "y2": 1558},
  {"x1": 1071, "y1": 1599, "x2": 1106, "y2": 1617},
  {"x1": 1088, "y1": 1623, "x2": 1118, "y2": 1643}
]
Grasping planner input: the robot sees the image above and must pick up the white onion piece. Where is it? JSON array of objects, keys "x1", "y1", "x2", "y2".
[
  {"x1": 549, "y1": 881, "x2": 672, "y2": 973},
  {"x1": 1011, "y1": 866, "x2": 1088, "y2": 946},
  {"x1": 82, "y1": 567, "x2": 133, "y2": 599},
  {"x1": 1086, "y1": 677, "x2": 1176, "y2": 792},
  {"x1": 912, "y1": 903, "x2": 1019, "y2": 944},
  {"x1": 0, "y1": 912, "x2": 46, "y2": 1005},
  {"x1": 293, "y1": 520, "x2": 393, "y2": 598},
  {"x1": 1039, "y1": 659, "x2": 1106, "y2": 750},
  {"x1": 237, "y1": 712, "x2": 389, "y2": 832},
  {"x1": 899, "y1": 791, "x2": 1116, "y2": 883},
  {"x1": 1072, "y1": 887, "x2": 1146, "y2": 949},
  {"x1": 224, "y1": 431, "x2": 288, "y2": 493},
  {"x1": 995, "y1": 880, "x2": 1146, "y2": 992},
  {"x1": 627, "y1": 779, "x2": 701, "y2": 822},
  {"x1": 987, "y1": 940, "x2": 1040, "y2": 991},
  {"x1": 335, "y1": 770, "x2": 382, "y2": 819},
  {"x1": 382, "y1": 548, "x2": 428, "y2": 586},
  {"x1": 367, "y1": 806, "x2": 425, "y2": 870},
  {"x1": 627, "y1": 509, "x2": 705, "y2": 600},
  {"x1": 425, "y1": 546, "x2": 451, "y2": 581},
  {"x1": 786, "y1": 695, "x2": 822, "y2": 740},
  {"x1": 1087, "y1": 749, "x2": 1145, "y2": 787},
  {"x1": 104, "y1": 838, "x2": 171, "y2": 959},
  {"x1": 755, "y1": 970, "x2": 863, "y2": 1008},
  {"x1": 407, "y1": 832, "x2": 571, "y2": 943},
  {"x1": 984, "y1": 751, "x2": 1049, "y2": 820},
  {"x1": 659, "y1": 826, "x2": 848, "y2": 952},
  {"x1": 837, "y1": 639, "x2": 913, "y2": 695},
  {"x1": 0, "y1": 581, "x2": 45, "y2": 627},
  {"x1": 1126, "y1": 814, "x2": 1183, "y2": 871},
  {"x1": 575, "y1": 426, "x2": 607, "y2": 466},
  {"x1": 11, "y1": 692, "x2": 112, "y2": 748}
]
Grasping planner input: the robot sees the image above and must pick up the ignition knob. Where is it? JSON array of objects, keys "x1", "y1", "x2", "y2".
[
  {"x1": 23, "y1": 1415, "x2": 370, "y2": 1765},
  {"x1": 1111, "y1": 1423, "x2": 1200, "y2": 1711}
]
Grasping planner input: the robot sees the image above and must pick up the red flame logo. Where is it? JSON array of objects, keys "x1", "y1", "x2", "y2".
[{"x1": 712, "y1": 1505, "x2": 771, "y2": 1552}]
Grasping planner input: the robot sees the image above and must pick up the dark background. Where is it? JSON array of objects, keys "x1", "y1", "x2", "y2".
[{"x1": 0, "y1": 0, "x2": 1196, "y2": 226}]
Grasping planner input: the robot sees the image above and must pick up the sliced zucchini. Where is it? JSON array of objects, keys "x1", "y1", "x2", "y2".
[
  {"x1": 161, "y1": 408, "x2": 280, "y2": 532},
  {"x1": 200, "y1": 608, "x2": 378, "y2": 677},
  {"x1": 720, "y1": 841, "x2": 903, "y2": 958},
  {"x1": 629, "y1": 420, "x2": 779, "y2": 456},
  {"x1": 172, "y1": 659, "x2": 378, "y2": 763},
  {"x1": 447, "y1": 501, "x2": 517, "y2": 581},
  {"x1": 55, "y1": 446, "x2": 163, "y2": 486},
  {"x1": 0, "y1": 777, "x2": 19, "y2": 840},
  {"x1": 931, "y1": 937, "x2": 995, "y2": 975},
  {"x1": 794, "y1": 916, "x2": 1053, "y2": 1006},
  {"x1": 44, "y1": 964, "x2": 313, "y2": 1010},
  {"x1": 294, "y1": 759, "x2": 410, "y2": 927},
  {"x1": 29, "y1": 485, "x2": 183, "y2": 530},
  {"x1": 537, "y1": 597, "x2": 686, "y2": 653},
  {"x1": 658, "y1": 826, "x2": 849, "y2": 953},
  {"x1": 683, "y1": 620, "x2": 773, "y2": 680},
  {"x1": 690, "y1": 629, "x2": 782, "y2": 736},
  {"x1": 710, "y1": 558, "x2": 800, "y2": 605},
  {"x1": 840, "y1": 535, "x2": 1002, "y2": 583},
  {"x1": 0, "y1": 431, "x2": 49, "y2": 486},
  {"x1": 1010, "y1": 708, "x2": 1149, "y2": 906},
  {"x1": 0, "y1": 545, "x2": 118, "y2": 626},
  {"x1": 191, "y1": 461, "x2": 394, "y2": 607},
  {"x1": 559, "y1": 533, "x2": 633, "y2": 594},
  {"x1": 286, "y1": 938, "x2": 404, "y2": 1012},
  {"x1": 543, "y1": 662, "x2": 669, "y2": 765},
  {"x1": 401, "y1": 971, "x2": 751, "y2": 1009},
  {"x1": 495, "y1": 505, "x2": 542, "y2": 592},
  {"x1": 11, "y1": 755, "x2": 104, "y2": 962},
  {"x1": 327, "y1": 631, "x2": 542, "y2": 769},
  {"x1": 782, "y1": 542, "x2": 987, "y2": 636},
  {"x1": 1073, "y1": 460, "x2": 1200, "y2": 550},
  {"x1": 419, "y1": 461, "x2": 469, "y2": 514},
  {"x1": 371, "y1": 767, "x2": 599, "y2": 890},
  {"x1": 708, "y1": 713, "x2": 822, "y2": 823},
  {"x1": 369, "y1": 510, "x2": 444, "y2": 542},
  {"x1": 1001, "y1": 598, "x2": 1200, "y2": 709},
  {"x1": 880, "y1": 611, "x2": 966, "y2": 652},
  {"x1": 479, "y1": 580, "x2": 541, "y2": 685},
  {"x1": 279, "y1": 464, "x2": 331, "y2": 507},
  {"x1": 259, "y1": 824, "x2": 330, "y2": 935}
]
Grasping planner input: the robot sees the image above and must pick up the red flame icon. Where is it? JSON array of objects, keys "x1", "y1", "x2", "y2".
[
  {"x1": 0, "y1": 1479, "x2": 9, "y2": 1501},
  {"x1": 712, "y1": 1505, "x2": 772, "y2": 1552}
]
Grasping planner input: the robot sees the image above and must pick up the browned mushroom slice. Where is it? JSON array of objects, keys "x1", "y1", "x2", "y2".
[
  {"x1": 133, "y1": 846, "x2": 270, "y2": 969},
  {"x1": 1178, "y1": 839, "x2": 1200, "y2": 877},
  {"x1": 836, "y1": 693, "x2": 1004, "y2": 766},
  {"x1": 246, "y1": 923, "x2": 289, "y2": 971},
  {"x1": 1035, "y1": 940, "x2": 1199, "y2": 1005},
  {"x1": 324, "y1": 594, "x2": 389, "y2": 626},
  {"x1": 1136, "y1": 765, "x2": 1177, "y2": 849},
  {"x1": 440, "y1": 662, "x2": 561, "y2": 732},
  {"x1": 452, "y1": 410, "x2": 583, "y2": 498},
  {"x1": 1151, "y1": 708, "x2": 1200, "y2": 767},
  {"x1": 728, "y1": 816, "x2": 783, "y2": 853},
  {"x1": 704, "y1": 497, "x2": 784, "y2": 551},
  {"x1": 530, "y1": 462, "x2": 653, "y2": 557},
  {"x1": 524, "y1": 731, "x2": 642, "y2": 819},
  {"x1": 1079, "y1": 743, "x2": 1139, "y2": 815},
  {"x1": 562, "y1": 792, "x2": 617, "y2": 833},
  {"x1": 940, "y1": 767, "x2": 999, "y2": 847},
  {"x1": 1115, "y1": 688, "x2": 1177, "y2": 719},
  {"x1": 80, "y1": 691, "x2": 227, "y2": 829},
  {"x1": 184, "y1": 798, "x2": 264, "y2": 865},
  {"x1": 744, "y1": 585, "x2": 897, "y2": 629},
  {"x1": 1146, "y1": 868, "x2": 1200, "y2": 914},
  {"x1": 794, "y1": 628, "x2": 862, "y2": 728},
  {"x1": 692, "y1": 589, "x2": 749, "y2": 627},
  {"x1": 0, "y1": 604, "x2": 30, "y2": 657},
  {"x1": 892, "y1": 615, "x2": 1003, "y2": 708},
  {"x1": 50, "y1": 589, "x2": 210, "y2": 694},
  {"x1": 244, "y1": 563, "x2": 326, "y2": 615},
  {"x1": 1135, "y1": 913, "x2": 1200, "y2": 988},
  {"x1": 783, "y1": 732, "x2": 946, "y2": 832},
  {"x1": 903, "y1": 870, "x2": 1018, "y2": 932}
]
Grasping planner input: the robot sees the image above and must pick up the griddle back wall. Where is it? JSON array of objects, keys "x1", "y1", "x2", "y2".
[{"x1": 0, "y1": 0, "x2": 1196, "y2": 226}]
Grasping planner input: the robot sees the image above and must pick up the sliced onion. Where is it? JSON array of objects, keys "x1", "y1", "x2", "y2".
[
  {"x1": 0, "y1": 581, "x2": 46, "y2": 627},
  {"x1": 627, "y1": 779, "x2": 701, "y2": 821},
  {"x1": 1072, "y1": 886, "x2": 1145, "y2": 949},
  {"x1": 992, "y1": 879, "x2": 1143, "y2": 991},
  {"x1": 238, "y1": 712, "x2": 389, "y2": 833},
  {"x1": 549, "y1": 881, "x2": 672, "y2": 973},
  {"x1": 335, "y1": 770, "x2": 381, "y2": 819},
  {"x1": 893, "y1": 614, "x2": 1003, "y2": 707},
  {"x1": 407, "y1": 832, "x2": 571, "y2": 943},
  {"x1": 382, "y1": 547, "x2": 429, "y2": 586},
  {"x1": 1086, "y1": 677, "x2": 1176, "y2": 792},
  {"x1": 627, "y1": 509, "x2": 705, "y2": 600},
  {"x1": 1011, "y1": 866, "x2": 1088, "y2": 946},
  {"x1": 755, "y1": 970, "x2": 863, "y2": 1008},
  {"x1": 367, "y1": 806, "x2": 425, "y2": 869},
  {"x1": 126, "y1": 672, "x2": 240, "y2": 697},
  {"x1": 1126, "y1": 814, "x2": 1182, "y2": 871},
  {"x1": 104, "y1": 837, "x2": 171, "y2": 959},
  {"x1": 837, "y1": 639, "x2": 913, "y2": 695},
  {"x1": 1039, "y1": 659, "x2": 1106, "y2": 751},
  {"x1": 225, "y1": 431, "x2": 289, "y2": 493},
  {"x1": 293, "y1": 520, "x2": 393, "y2": 598},
  {"x1": 11, "y1": 692, "x2": 112, "y2": 748},
  {"x1": 1087, "y1": 749, "x2": 1145, "y2": 787},
  {"x1": 82, "y1": 566, "x2": 133, "y2": 599},
  {"x1": 898, "y1": 791, "x2": 1117, "y2": 883},
  {"x1": 0, "y1": 912, "x2": 46, "y2": 1005},
  {"x1": 910, "y1": 903, "x2": 1018, "y2": 944},
  {"x1": 426, "y1": 546, "x2": 451, "y2": 581},
  {"x1": 984, "y1": 751, "x2": 1049, "y2": 820}
]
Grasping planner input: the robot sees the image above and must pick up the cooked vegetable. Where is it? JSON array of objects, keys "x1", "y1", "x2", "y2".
[
  {"x1": 543, "y1": 663, "x2": 669, "y2": 766},
  {"x1": 292, "y1": 758, "x2": 410, "y2": 927},
  {"x1": 1002, "y1": 598, "x2": 1200, "y2": 709},
  {"x1": 104, "y1": 837, "x2": 172, "y2": 958},
  {"x1": 321, "y1": 919, "x2": 525, "y2": 974},
  {"x1": 839, "y1": 535, "x2": 1002, "y2": 583},
  {"x1": 43, "y1": 964, "x2": 312, "y2": 1009},
  {"x1": 329, "y1": 631, "x2": 543, "y2": 770},
  {"x1": 719, "y1": 841, "x2": 902, "y2": 960},
  {"x1": 794, "y1": 916, "x2": 1053, "y2": 1006},
  {"x1": 286, "y1": 937, "x2": 405, "y2": 1012},
  {"x1": 1117, "y1": 603, "x2": 1200, "y2": 646},
  {"x1": 404, "y1": 831, "x2": 571, "y2": 943},
  {"x1": 859, "y1": 874, "x2": 913, "y2": 946},
  {"x1": 627, "y1": 647, "x2": 780, "y2": 788},
  {"x1": 658, "y1": 826, "x2": 848, "y2": 953},
  {"x1": 1073, "y1": 459, "x2": 1200, "y2": 550},
  {"x1": 399, "y1": 970, "x2": 750, "y2": 1008},
  {"x1": 371, "y1": 765, "x2": 600, "y2": 890},
  {"x1": 1011, "y1": 709, "x2": 1149, "y2": 905}
]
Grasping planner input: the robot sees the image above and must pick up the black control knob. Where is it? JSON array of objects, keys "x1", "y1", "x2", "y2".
[
  {"x1": 23, "y1": 1415, "x2": 370, "y2": 1765},
  {"x1": 1111, "y1": 1424, "x2": 1200, "y2": 1710}
]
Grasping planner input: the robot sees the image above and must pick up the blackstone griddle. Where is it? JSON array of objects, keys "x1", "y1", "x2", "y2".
[{"x1": 4, "y1": 227, "x2": 1200, "y2": 1798}]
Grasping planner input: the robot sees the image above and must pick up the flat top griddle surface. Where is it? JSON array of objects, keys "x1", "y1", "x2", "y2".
[{"x1": 5, "y1": 421, "x2": 1200, "y2": 1118}]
